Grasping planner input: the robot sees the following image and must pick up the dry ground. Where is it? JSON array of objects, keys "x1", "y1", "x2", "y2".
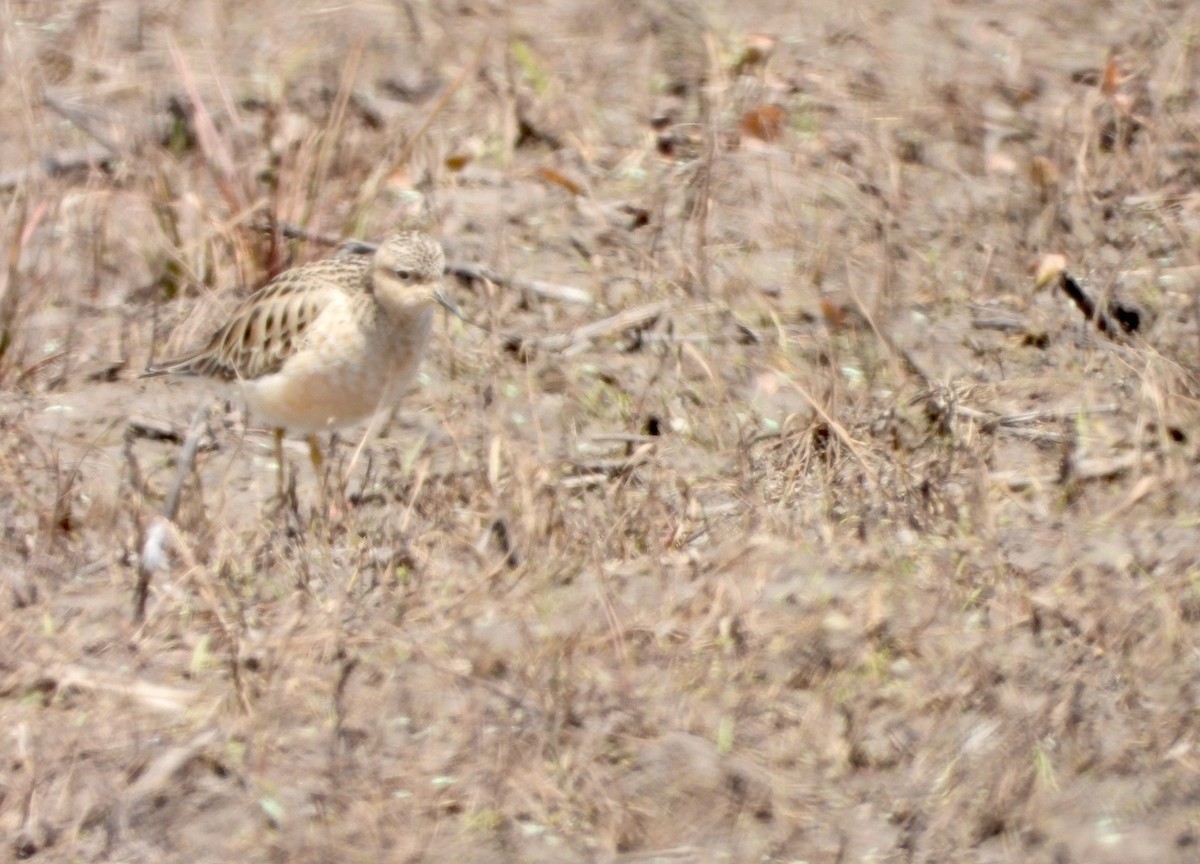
[{"x1": 3, "y1": 0, "x2": 1200, "y2": 861}]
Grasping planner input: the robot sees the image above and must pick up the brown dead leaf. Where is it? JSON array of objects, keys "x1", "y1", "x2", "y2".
[
  {"x1": 740, "y1": 104, "x2": 786, "y2": 142},
  {"x1": 1029, "y1": 155, "x2": 1059, "y2": 194},
  {"x1": 538, "y1": 166, "x2": 584, "y2": 196},
  {"x1": 1101, "y1": 56, "x2": 1122, "y2": 98}
]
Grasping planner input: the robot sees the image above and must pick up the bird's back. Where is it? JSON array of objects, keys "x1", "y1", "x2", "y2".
[{"x1": 143, "y1": 251, "x2": 373, "y2": 382}]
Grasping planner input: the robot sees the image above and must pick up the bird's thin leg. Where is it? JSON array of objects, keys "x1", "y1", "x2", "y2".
[{"x1": 308, "y1": 434, "x2": 325, "y2": 478}]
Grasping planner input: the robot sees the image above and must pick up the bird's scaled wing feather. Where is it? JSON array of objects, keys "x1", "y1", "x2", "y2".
[{"x1": 151, "y1": 254, "x2": 370, "y2": 381}]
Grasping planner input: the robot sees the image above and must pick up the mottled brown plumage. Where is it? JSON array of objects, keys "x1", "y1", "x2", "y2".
[
  {"x1": 149, "y1": 255, "x2": 372, "y2": 382},
  {"x1": 143, "y1": 231, "x2": 455, "y2": 487}
]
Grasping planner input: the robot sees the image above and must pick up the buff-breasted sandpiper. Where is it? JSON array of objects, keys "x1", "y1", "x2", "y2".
[{"x1": 142, "y1": 231, "x2": 457, "y2": 492}]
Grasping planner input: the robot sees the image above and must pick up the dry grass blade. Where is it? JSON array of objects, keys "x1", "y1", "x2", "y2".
[
  {"x1": 299, "y1": 40, "x2": 365, "y2": 230},
  {"x1": 167, "y1": 34, "x2": 247, "y2": 215},
  {"x1": 0, "y1": 144, "x2": 116, "y2": 192},
  {"x1": 0, "y1": 202, "x2": 26, "y2": 370},
  {"x1": 348, "y1": 30, "x2": 491, "y2": 229},
  {"x1": 40, "y1": 665, "x2": 196, "y2": 714},
  {"x1": 787, "y1": 375, "x2": 878, "y2": 485}
]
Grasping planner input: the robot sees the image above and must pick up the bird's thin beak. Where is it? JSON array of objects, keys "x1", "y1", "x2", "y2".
[{"x1": 434, "y1": 287, "x2": 465, "y2": 321}]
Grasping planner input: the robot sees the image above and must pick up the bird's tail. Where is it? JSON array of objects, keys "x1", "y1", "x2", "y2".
[{"x1": 139, "y1": 351, "x2": 205, "y2": 379}]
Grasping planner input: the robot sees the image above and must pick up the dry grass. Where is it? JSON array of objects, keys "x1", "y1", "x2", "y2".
[{"x1": 4, "y1": 0, "x2": 1200, "y2": 862}]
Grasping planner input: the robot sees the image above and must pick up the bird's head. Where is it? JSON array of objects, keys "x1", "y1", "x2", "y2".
[{"x1": 371, "y1": 231, "x2": 460, "y2": 319}]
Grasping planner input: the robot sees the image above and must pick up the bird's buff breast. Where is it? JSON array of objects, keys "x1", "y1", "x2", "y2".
[{"x1": 239, "y1": 307, "x2": 430, "y2": 435}]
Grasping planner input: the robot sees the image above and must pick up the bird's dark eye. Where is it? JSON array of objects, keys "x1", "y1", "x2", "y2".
[{"x1": 394, "y1": 268, "x2": 413, "y2": 280}]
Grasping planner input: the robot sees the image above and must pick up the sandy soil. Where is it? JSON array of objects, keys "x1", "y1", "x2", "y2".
[{"x1": 3, "y1": 1, "x2": 1200, "y2": 861}]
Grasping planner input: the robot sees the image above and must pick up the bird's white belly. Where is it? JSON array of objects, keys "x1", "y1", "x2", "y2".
[
  {"x1": 238, "y1": 301, "x2": 430, "y2": 435},
  {"x1": 242, "y1": 358, "x2": 390, "y2": 434}
]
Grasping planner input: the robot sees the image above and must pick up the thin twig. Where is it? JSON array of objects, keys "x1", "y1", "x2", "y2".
[
  {"x1": 42, "y1": 93, "x2": 123, "y2": 154},
  {"x1": 0, "y1": 144, "x2": 115, "y2": 192},
  {"x1": 991, "y1": 451, "x2": 1146, "y2": 491},
  {"x1": 134, "y1": 404, "x2": 209, "y2": 622},
  {"x1": 971, "y1": 315, "x2": 1029, "y2": 333},
  {"x1": 534, "y1": 300, "x2": 721, "y2": 354},
  {"x1": 954, "y1": 403, "x2": 1120, "y2": 428},
  {"x1": 562, "y1": 443, "x2": 656, "y2": 478},
  {"x1": 448, "y1": 260, "x2": 593, "y2": 306},
  {"x1": 161, "y1": 405, "x2": 210, "y2": 523}
]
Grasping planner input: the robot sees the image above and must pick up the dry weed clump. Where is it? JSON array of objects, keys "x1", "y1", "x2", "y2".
[{"x1": 3, "y1": 0, "x2": 1200, "y2": 862}]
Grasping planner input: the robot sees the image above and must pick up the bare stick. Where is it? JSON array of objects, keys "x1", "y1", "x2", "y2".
[
  {"x1": 134, "y1": 404, "x2": 209, "y2": 622},
  {"x1": 447, "y1": 260, "x2": 593, "y2": 306},
  {"x1": 42, "y1": 93, "x2": 123, "y2": 154},
  {"x1": 0, "y1": 144, "x2": 114, "y2": 192},
  {"x1": 161, "y1": 405, "x2": 210, "y2": 522},
  {"x1": 534, "y1": 300, "x2": 671, "y2": 353},
  {"x1": 562, "y1": 300, "x2": 725, "y2": 355}
]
